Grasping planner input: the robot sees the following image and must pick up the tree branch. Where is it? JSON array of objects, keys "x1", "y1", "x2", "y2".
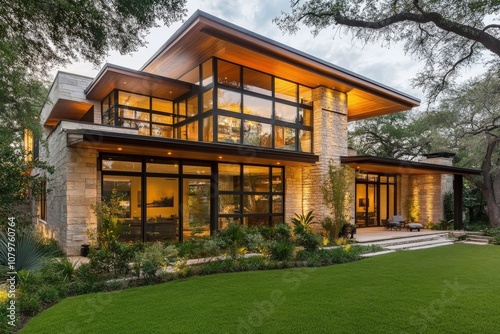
[
  {"x1": 306, "y1": 5, "x2": 500, "y2": 57},
  {"x1": 437, "y1": 42, "x2": 479, "y2": 95}
]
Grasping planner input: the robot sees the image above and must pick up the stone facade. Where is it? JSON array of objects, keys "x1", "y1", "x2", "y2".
[
  {"x1": 285, "y1": 87, "x2": 349, "y2": 225},
  {"x1": 399, "y1": 156, "x2": 454, "y2": 224}
]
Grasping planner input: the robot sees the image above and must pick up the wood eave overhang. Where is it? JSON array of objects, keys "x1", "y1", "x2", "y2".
[
  {"x1": 141, "y1": 10, "x2": 420, "y2": 120},
  {"x1": 44, "y1": 99, "x2": 93, "y2": 127},
  {"x1": 341, "y1": 156, "x2": 481, "y2": 176},
  {"x1": 84, "y1": 64, "x2": 195, "y2": 101},
  {"x1": 66, "y1": 129, "x2": 319, "y2": 166}
]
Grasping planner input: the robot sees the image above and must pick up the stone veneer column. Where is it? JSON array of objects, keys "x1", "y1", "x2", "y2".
[
  {"x1": 403, "y1": 156, "x2": 454, "y2": 224},
  {"x1": 65, "y1": 147, "x2": 98, "y2": 255},
  {"x1": 287, "y1": 87, "x2": 348, "y2": 224}
]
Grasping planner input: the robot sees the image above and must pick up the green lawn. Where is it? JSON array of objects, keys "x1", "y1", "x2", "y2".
[{"x1": 22, "y1": 244, "x2": 500, "y2": 334}]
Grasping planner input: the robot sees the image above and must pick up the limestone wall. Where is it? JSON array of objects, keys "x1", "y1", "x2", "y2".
[
  {"x1": 40, "y1": 72, "x2": 97, "y2": 125},
  {"x1": 285, "y1": 87, "x2": 349, "y2": 226},
  {"x1": 400, "y1": 156, "x2": 454, "y2": 224}
]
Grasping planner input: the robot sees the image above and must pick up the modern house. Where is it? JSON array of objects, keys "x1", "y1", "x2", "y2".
[{"x1": 34, "y1": 11, "x2": 480, "y2": 255}]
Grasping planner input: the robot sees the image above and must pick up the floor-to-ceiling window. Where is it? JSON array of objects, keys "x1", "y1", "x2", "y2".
[
  {"x1": 100, "y1": 154, "x2": 284, "y2": 242},
  {"x1": 218, "y1": 164, "x2": 284, "y2": 229},
  {"x1": 355, "y1": 173, "x2": 397, "y2": 227},
  {"x1": 102, "y1": 58, "x2": 314, "y2": 153}
]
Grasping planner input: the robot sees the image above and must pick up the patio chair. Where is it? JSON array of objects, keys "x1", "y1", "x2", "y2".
[
  {"x1": 387, "y1": 215, "x2": 406, "y2": 230},
  {"x1": 384, "y1": 219, "x2": 398, "y2": 230}
]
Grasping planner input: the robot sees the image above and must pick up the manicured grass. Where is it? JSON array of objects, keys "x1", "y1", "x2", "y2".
[{"x1": 22, "y1": 244, "x2": 500, "y2": 333}]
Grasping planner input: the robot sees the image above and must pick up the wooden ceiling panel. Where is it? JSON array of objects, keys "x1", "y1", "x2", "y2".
[
  {"x1": 44, "y1": 99, "x2": 93, "y2": 127},
  {"x1": 85, "y1": 65, "x2": 194, "y2": 101}
]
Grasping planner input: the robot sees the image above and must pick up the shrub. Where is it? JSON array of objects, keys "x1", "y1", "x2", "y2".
[
  {"x1": 482, "y1": 227, "x2": 500, "y2": 244},
  {"x1": 320, "y1": 216, "x2": 335, "y2": 243},
  {"x1": 216, "y1": 222, "x2": 247, "y2": 257},
  {"x1": 294, "y1": 230, "x2": 320, "y2": 252},
  {"x1": 200, "y1": 238, "x2": 225, "y2": 257},
  {"x1": 464, "y1": 220, "x2": 490, "y2": 231},
  {"x1": 0, "y1": 232, "x2": 61, "y2": 276},
  {"x1": 0, "y1": 301, "x2": 16, "y2": 333},
  {"x1": 89, "y1": 189, "x2": 126, "y2": 250},
  {"x1": 271, "y1": 223, "x2": 292, "y2": 241},
  {"x1": 291, "y1": 211, "x2": 316, "y2": 234},
  {"x1": 244, "y1": 232, "x2": 265, "y2": 253},
  {"x1": 268, "y1": 239, "x2": 294, "y2": 261},
  {"x1": 133, "y1": 243, "x2": 178, "y2": 281},
  {"x1": 18, "y1": 292, "x2": 42, "y2": 316},
  {"x1": 88, "y1": 240, "x2": 138, "y2": 278}
]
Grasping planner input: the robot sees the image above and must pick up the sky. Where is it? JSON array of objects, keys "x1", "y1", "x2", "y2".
[{"x1": 59, "y1": 0, "x2": 426, "y2": 103}]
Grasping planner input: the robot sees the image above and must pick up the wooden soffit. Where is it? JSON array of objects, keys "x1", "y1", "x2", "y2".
[
  {"x1": 44, "y1": 99, "x2": 93, "y2": 127},
  {"x1": 85, "y1": 64, "x2": 195, "y2": 101},
  {"x1": 141, "y1": 11, "x2": 420, "y2": 120},
  {"x1": 341, "y1": 156, "x2": 481, "y2": 176}
]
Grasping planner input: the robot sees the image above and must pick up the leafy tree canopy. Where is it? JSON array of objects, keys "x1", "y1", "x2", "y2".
[
  {"x1": 348, "y1": 111, "x2": 431, "y2": 160},
  {"x1": 276, "y1": 0, "x2": 500, "y2": 101},
  {"x1": 409, "y1": 66, "x2": 499, "y2": 225},
  {"x1": 0, "y1": 0, "x2": 187, "y2": 74},
  {"x1": 0, "y1": 0, "x2": 187, "y2": 136}
]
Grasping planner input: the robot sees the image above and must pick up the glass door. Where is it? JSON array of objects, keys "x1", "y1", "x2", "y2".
[
  {"x1": 102, "y1": 175, "x2": 142, "y2": 242},
  {"x1": 183, "y1": 178, "x2": 211, "y2": 240},
  {"x1": 145, "y1": 177, "x2": 179, "y2": 242},
  {"x1": 355, "y1": 173, "x2": 397, "y2": 227}
]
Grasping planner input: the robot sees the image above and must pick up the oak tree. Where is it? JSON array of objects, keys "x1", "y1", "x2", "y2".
[{"x1": 276, "y1": 0, "x2": 500, "y2": 101}]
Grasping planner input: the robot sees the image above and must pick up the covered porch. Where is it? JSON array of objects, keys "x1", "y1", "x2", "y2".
[{"x1": 341, "y1": 154, "x2": 482, "y2": 230}]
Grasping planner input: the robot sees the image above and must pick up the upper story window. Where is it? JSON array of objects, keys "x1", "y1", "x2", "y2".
[
  {"x1": 102, "y1": 91, "x2": 175, "y2": 138},
  {"x1": 211, "y1": 59, "x2": 313, "y2": 153},
  {"x1": 102, "y1": 58, "x2": 314, "y2": 154}
]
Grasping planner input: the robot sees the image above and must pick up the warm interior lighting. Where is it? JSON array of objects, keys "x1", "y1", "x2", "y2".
[
  {"x1": 167, "y1": 152, "x2": 172, "y2": 155},
  {"x1": 219, "y1": 156, "x2": 223, "y2": 159},
  {"x1": 276, "y1": 162, "x2": 281, "y2": 165},
  {"x1": 117, "y1": 147, "x2": 123, "y2": 151}
]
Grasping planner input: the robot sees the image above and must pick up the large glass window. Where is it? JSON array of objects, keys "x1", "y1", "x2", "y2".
[
  {"x1": 218, "y1": 164, "x2": 283, "y2": 228},
  {"x1": 243, "y1": 95, "x2": 272, "y2": 118},
  {"x1": 275, "y1": 126, "x2": 296, "y2": 151},
  {"x1": 355, "y1": 173, "x2": 397, "y2": 227},
  {"x1": 183, "y1": 178, "x2": 211, "y2": 240},
  {"x1": 102, "y1": 91, "x2": 175, "y2": 138},
  {"x1": 101, "y1": 58, "x2": 313, "y2": 154},
  {"x1": 202, "y1": 59, "x2": 213, "y2": 87},
  {"x1": 218, "y1": 115, "x2": 241, "y2": 143},
  {"x1": 119, "y1": 91, "x2": 150, "y2": 109},
  {"x1": 218, "y1": 89, "x2": 241, "y2": 112},
  {"x1": 243, "y1": 121, "x2": 271, "y2": 147},
  {"x1": 202, "y1": 116, "x2": 213, "y2": 142},
  {"x1": 243, "y1": 68, "x2": 272, "y2": 96},
  {"x1": 103, "y1": 175, "x2": 142, "y2": 242},
  {"x1": 203, "y1": 89, "x2": 213, "y2": 112},
  {"x1": 275, "y1": 102, "x2": 297, "y2": 123},
  {"x1": 275, "y1": 78, "x2": 297, "y2": 103},
  {"x1": 218, "y1": 60, "x2": 241, "y2": 88},
  {"x1": 101, "y1": 155, "x2": 284, "y2": 241},
  {"x1": 146, "y1": 177, "x2": 179, "y2": 242}
]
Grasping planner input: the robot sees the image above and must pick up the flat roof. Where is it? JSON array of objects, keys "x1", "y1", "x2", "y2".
[
  {"x1": 85, "y1": 64, "x2": 194, "y2": 101},
  {"x1": 341, "y1": 155, "x2": 481, "y2": 176}
]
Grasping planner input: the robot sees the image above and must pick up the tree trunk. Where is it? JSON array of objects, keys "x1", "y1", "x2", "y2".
[{"x1": 481, "y1": 137, "x2": 500, "y2": 227}]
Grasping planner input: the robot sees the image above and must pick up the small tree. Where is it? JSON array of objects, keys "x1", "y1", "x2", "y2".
[
  {"x1": 0, "y1": 131, "x2": 53, "y2": 231},
  {"x1": 321, "y1": 164, "x2": 354, "y2": 239},
  {"x1": 89, "y1": 189, "x2": 125, "y2": 250}
]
